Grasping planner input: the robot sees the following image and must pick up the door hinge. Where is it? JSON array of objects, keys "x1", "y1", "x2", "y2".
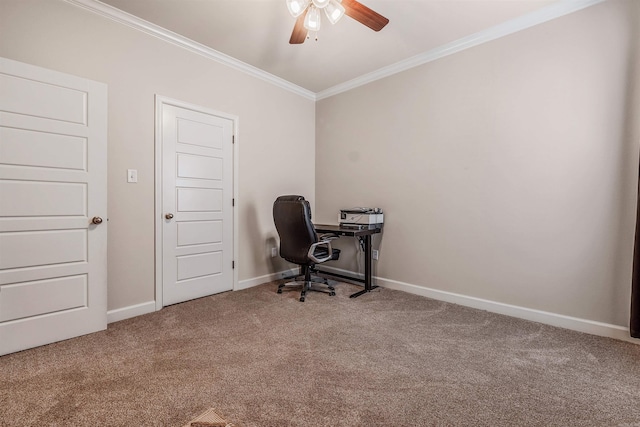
[
  {"x1": 232, "y1": 198, "x2": 235, "y2": 207},
  {"x1": 232, "y1": 135, "x2": 235, "y2": 144},
  {"x1": 232, "y1": 260, "x2": 235, "y2": 269}
]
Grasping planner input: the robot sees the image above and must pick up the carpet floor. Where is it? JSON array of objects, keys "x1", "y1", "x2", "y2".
[{"x1": 1, "y1": 281, "x2": 640, "y2": 426}]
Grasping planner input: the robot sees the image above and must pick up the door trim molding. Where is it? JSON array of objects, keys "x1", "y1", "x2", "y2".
[{"x1": 154, "y1": 95, "x2": 239, "y2": 311}]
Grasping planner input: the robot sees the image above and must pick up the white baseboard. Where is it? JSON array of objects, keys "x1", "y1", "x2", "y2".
[
  {"x1": 110, "y1": 269, "x2": 637, "y2": 343},
  {"x1": 107, "y1": 270, "x2": 298, "y2": 324},
  {"x1": 107, "y1": 300, "x2": 156, "y2": 324},
  {"x1": 319, "y1": 266, "x2": 637, "y2": 344},
  {"x1": 236, "y1": 268, "x2": 299, "y2": 291}
]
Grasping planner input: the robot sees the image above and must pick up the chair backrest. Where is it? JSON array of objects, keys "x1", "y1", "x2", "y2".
[{"x1": 273, "y1": 195, "x2": 318, "y2": 265}]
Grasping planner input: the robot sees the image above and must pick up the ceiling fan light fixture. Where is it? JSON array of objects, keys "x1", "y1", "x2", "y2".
[
  {"x1": 304, "y1": 5, "x2": 322, "y2": 32},
  {"x1": 324, "y1": 0, "x2": 345, "y2": 24},
  {"x1": 286, "y1": 0, "x2": 310, "y2": 17},
  {"x1": 311, "y1": 0, "x2": 331, "y2": 9},
  {"x1": 288, "y1": 0, "x2": 388, "y2": 44}
]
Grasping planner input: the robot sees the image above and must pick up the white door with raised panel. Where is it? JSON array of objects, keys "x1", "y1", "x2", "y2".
[
  {"x1": 0, "y1": 57, "x2": 107, "y2": 356},
  {"x1": 160, "y1": 101, "x2": 234, "y2": 306}
]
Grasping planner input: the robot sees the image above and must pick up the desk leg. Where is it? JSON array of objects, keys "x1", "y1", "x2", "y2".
[{"x1": 349, "y1": 234, "x2": 379, "y2": 298}]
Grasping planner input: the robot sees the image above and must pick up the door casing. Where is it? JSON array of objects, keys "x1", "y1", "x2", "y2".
[{"x1": 154, "y1": 95, "x2": 239, "y2": 310}]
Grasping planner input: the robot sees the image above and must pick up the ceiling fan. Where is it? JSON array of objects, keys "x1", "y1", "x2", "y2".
[{"x1": 286, "y1": 0, "x2": 389, "y2": 44}]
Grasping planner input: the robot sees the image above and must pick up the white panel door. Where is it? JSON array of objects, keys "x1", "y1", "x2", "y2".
[
  {"x1": 161, "y1": 103, "x2": 233, "y2": 306},
  {"x1": 0, "y1": 57, "x2": 107, "y2": 356}
]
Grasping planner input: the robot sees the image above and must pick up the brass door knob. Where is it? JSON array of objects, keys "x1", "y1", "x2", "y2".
[
  {"x1": 165, "y1": 213, "x2": 174, "y2": 220},
  {"x1": 91, "y1": 216, "x2": 103, "y2": 225}
]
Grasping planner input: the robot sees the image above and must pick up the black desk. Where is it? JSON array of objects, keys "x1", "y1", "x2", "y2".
[{"x1": 314, "y1": 224, "x2": 382, "y2": 298}]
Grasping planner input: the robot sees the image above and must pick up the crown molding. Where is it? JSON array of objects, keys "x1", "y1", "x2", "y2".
[
  {"x1": 64, "y1": 0, "x2": 604, "y2": 102},
  {"x1": 63, "y1": 0, "x2": 317, "y2": 101},
  {"x1": 316, "y1": 0, "x2": 605, "y2": 100}
]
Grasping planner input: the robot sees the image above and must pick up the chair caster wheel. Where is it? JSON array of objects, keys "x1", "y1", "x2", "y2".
[
  {"x1": 329, "y1": 292, "x2": 335, "y2": 296},
  {"x1": 277, "y1": 289, "x2": 282, "y2": 294},
  {"x1": 299, "y1": 297, "x2": 305, "y2": 302}
]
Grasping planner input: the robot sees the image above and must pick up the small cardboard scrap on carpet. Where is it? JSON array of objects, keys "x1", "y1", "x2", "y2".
[{"x1": 183, "y1": 408, "x2": 235, "y2": 427}]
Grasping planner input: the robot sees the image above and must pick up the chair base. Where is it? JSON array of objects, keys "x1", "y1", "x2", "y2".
[
  {"x1": 277, "y1": 281, "x2": 335, "y2": 302},
  {"x1": 277, "y1": 266, "x2": 335, "y2": 302}
]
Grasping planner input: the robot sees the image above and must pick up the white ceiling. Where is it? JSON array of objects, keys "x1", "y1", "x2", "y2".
[{"x1": 97, "y1": 0, "x2": 560, "y2": 93}]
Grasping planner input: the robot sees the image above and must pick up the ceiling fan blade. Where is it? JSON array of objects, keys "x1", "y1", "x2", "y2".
[
  {"x1": 289, "y1": 12, "x2": 307, "y2": 44},
  {"x1": 341, "y1": 0, "x2": 389, "y2": 32}
]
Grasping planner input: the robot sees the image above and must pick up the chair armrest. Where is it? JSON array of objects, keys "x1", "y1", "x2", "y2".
[{"x1": 308, "y1": 240, "x2": 333, "y2": 263}]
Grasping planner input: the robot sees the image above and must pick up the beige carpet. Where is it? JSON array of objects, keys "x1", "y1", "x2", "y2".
[{"x1": 1, "y1": 281, "x2": 640, "y2": 426}]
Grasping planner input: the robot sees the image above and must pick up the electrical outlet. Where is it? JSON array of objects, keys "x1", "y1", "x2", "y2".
[
  {"x1": 271, "y1": 247, "x2": 278, "y2": 258},
  {"x1": 372, "y1": 249, "x2": 379, "y2": 260}
]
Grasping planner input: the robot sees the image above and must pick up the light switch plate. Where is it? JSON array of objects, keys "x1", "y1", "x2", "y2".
[{"x1": 127, "y1": 169, "x2": 138, "y2": 183}]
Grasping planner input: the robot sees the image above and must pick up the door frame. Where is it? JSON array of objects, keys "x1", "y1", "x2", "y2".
[{"x1": 154, "y1": 95, "x2": 239, "y2": 311}]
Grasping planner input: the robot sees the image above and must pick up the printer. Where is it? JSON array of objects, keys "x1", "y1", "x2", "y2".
[{"x1": 339, "y1": 208, "x2": 383, "y2": 228}]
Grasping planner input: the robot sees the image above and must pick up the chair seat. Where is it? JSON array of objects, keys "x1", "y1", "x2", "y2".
[{"x1": 314, "y1": 247, "x2": 341, "y2": 261}]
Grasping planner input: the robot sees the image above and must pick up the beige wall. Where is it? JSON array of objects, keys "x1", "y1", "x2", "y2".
[
  {"x1": 316, "y1": 0, "x2": 640, "y2": 327},
  {"x1": 0, "y1": 0, "x2": 315, "y2": 311},
  {"x1": 2, "y1": 0, "x2": 639, "y2": 329}
]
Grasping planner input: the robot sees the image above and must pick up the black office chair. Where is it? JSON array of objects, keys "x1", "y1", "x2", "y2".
[{"x1": 273, "y1": 195, "x2": 340, "y2": 302}]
